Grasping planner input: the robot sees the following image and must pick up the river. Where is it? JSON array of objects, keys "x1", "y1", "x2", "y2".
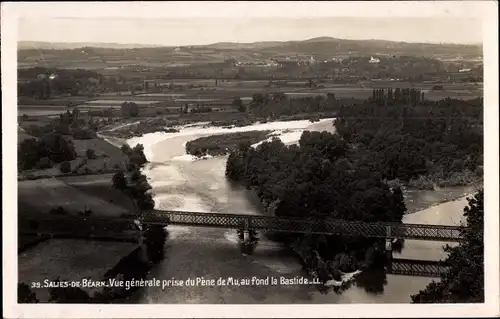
[{"x1": 123, "y1": 119, "x2": 474, "y2": 304}]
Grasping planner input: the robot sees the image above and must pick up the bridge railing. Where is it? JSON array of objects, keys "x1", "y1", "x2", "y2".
[
  {"x1": 390, "y1": 258, "x2": 450, "y2": 277},
  {"x1": 19, "y1": 210, "x2": 464, "y2": 242},
  {"x1": 144, "y1": 210, "x2": 464, "y2": 241}
]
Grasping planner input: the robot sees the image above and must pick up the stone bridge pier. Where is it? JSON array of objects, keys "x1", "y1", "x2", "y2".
[
  {"x1": 237, "y1": 217, "x2": 259, "y2": 254},
  {"x1": 385, "y1": 226, "x2": 393, "y2": 273}
]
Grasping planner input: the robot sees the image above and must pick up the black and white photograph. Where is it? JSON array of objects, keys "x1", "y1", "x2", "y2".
[{"x1": 2, "y1": 1, "x2": 499, "y2": 318}]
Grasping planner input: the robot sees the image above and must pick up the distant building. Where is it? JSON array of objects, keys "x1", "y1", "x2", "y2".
[
  {"x1": 459, "y1": 68, "x2": 472, "y2": 73},
  {"x1": 369, "y1": 56, "x2": 381, "y2": 64}
]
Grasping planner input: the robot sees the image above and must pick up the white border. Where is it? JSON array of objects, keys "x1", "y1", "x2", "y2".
[{"x1": 2, "y1": 1, "x2": 498, "y2": 318}]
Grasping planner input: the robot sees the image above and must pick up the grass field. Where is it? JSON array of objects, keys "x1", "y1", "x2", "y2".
[
  {"x1": 18, "y1": 239, "x2": 138, "y2": 301},
  {"x1": 18, "y1": 178, "x2": 130, "y2": 217},
  {"x1": 60, "y1": 173, "x2": 137, "y2": 212},
  {"x1": 73, "y1": 138, "x2": 127, "y2": 159}
]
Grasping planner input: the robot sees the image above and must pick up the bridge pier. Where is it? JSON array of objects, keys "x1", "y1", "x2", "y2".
[
  {"x1": 237, "y1": 227, "x2": 259, "y2": 255},
  {"x1": 385, "y1": 238, "x2": 393, "y2": 273}
]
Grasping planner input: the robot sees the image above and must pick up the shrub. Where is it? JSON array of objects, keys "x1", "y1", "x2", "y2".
[
  {"x1": 112, "y1": 172, "x2": 127, "y2": 190},
  {"x1": 35, "y1": 157, "x2": 53, "y2": 170},
  {"x1": 59, "y1": 161, "x2": 71, "y2": 174},
  {"x1": 86, "y1": 148, "x2": 96, "y2": 159}
]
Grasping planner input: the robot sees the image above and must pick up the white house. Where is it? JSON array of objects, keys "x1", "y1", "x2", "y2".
[{"x1": 369, "y1": 56, "x2": 381, "y2": 64}]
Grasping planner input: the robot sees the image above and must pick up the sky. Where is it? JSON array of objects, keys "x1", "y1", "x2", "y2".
[{"x1": 18, "y1": 16, "x2": 483, "y2": 46}]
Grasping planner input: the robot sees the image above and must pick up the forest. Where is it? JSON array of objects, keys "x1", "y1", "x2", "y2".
[
  {"x1": 225, "y1": 90, "x2": 483, "y2": 283},
  {"x1": 18, "y1": 67, "x2": 103, "y2": 99},
  {"x1": 335, "y1": 91, "x2": 483, "y2": 187}
]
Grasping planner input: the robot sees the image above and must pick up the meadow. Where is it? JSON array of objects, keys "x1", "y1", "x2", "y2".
[{"x1": 18, "y1": 178, "x2": 130, "y2": 217}]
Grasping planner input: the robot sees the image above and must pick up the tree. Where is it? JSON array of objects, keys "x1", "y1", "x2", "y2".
[
  {"x1": 35, "y1": 157, "x2": 53, "y2": 169},
  {"x1": 231, "y1": 97, "x2": 245, "y2": 112},
  {"x1": 37, "y1": 133, "x2": 77, "y2": 164},
  {"x1": 86, "y1": 148, "x2": 96, "y2": 159},
  {"x1": 129, "y1": 102, "x2": 139, "y2": 117},
  {"x1": 121, "y1": 102, "x2": 140, "y2": 118},
  {"x1": 18, "y1": 138, "x2": 40, "y2": 170},
  {"x1": 59, "y1": 161, "x2": 71, "y2": 173},
  {"x1": 112, "y1": 171, "x2": 127, "y2": 190},
  {"x1": 121, "y1": 144, "x2": 131, "y2": 155},
  {"x1": 143, "y1": 225, "x2": 167, "y2": 264},
  {"x1": 411, "y1": 190, "x2": 484, "y2": 303}
]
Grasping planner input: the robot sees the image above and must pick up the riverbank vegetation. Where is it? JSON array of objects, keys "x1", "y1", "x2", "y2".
[
  {"x1": 185, "y1": 131, "x2": 272, "y2": 157},
  {"x1": 226, "y1": 131, "x2": 407, "y2": 282},
  {"x1": 411, "y1": 190, "x2": 484, "y2": 303},
  {"x1": 335, "y1": 93, "x2": 483, "y2": 189},
  {"x1": 113, "y1": 142, "x2": 166, "y2": 266},
  {"x1": 225, "y1": 91, "x2": 483, "y2": 285}
]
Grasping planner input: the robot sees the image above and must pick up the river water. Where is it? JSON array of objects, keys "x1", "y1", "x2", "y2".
[{"x1": 124, "y1": 119, "x2": 474, "y2": 304}]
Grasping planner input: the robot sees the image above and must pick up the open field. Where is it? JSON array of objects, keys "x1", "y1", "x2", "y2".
[
  {"x1": 73, "y1": 138, "x2": 127, "y2": 159},
  {"x1": 18, "y1": 239, "x2": 138, "y2": 301},
  {"x1": 59, "y1": 173, "x2": 137, "y2": 212},
  {"x1": 18, "y1": 178, "x2": 130, "y2": 217},
  {"x1": 18, "y1": 136, "x2": 128, "y2": 179}
]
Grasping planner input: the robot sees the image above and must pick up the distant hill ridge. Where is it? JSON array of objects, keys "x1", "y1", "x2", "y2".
[
  {"x1": 17, "y1": 41, "x2": 164, "y2": 50},
  {"x1": 19, "y1": 37, "x2": 481, "y2": 51}
]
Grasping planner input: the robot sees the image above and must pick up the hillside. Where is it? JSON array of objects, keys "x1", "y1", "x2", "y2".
[
  {"x1": 18, "y1": 41, "x2": 163, "y2": 50},
  {"x1": 17, "y1": 37, "x2": 482, "y2": 70}
]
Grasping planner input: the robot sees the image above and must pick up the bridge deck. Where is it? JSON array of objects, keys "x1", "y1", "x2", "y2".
[
  {"x1": 142, "y1": 210, "x2": 464, "y2": 242},
  {"x1": 390, "y1": 258, "x2": 449, "y2": 278},
  {"x1": 19, "y1": 209, "x2": 464, "y2": 242}
]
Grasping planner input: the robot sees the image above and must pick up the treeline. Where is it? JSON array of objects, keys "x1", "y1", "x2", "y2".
[
  {"x1": 21, "y1": 109, "x2": 98, "y2": 140},
  {"x1": 18, "y1": 67, "x2": 101, "y2": 80},
  {"x1": 113, "y1": 143, "x2": 167, "y2": 266},
  {"x1": 18, "y1": 67, "x2": 103, "y2": 99},
  {"x1": 247, "y1": 92, "x2": 340, "y2": 118},
  {"x1": 369, "y1": 88, "x2": 425, "y2": 106},
  {"x1": 185, "y1": 131, "x2": 271, "y2": 157},
  {"x1": 335, "y1": 93, "x2": 483, "y2": 185},
  {"x1": 18, "y1": 133, "x2": 77, "y2": 171}
]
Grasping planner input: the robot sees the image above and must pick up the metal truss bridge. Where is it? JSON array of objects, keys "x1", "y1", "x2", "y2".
[{"x1": 140, "y1": 210, "x2": 464, "y2": 242}]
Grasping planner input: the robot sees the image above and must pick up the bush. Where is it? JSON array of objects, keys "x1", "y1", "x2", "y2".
[
  {"x1": 59, "y1": 161, "x2": 71, "y2": 173},
  {"x1": 86, "y1": 148, "x2": 96, "y2": 159},
  {"x1": 35, "y1": 157, "x2": 53, "y2": 169},
  {"x1": 112, "y1": 172, "x2": 127, "y2": 190}
]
